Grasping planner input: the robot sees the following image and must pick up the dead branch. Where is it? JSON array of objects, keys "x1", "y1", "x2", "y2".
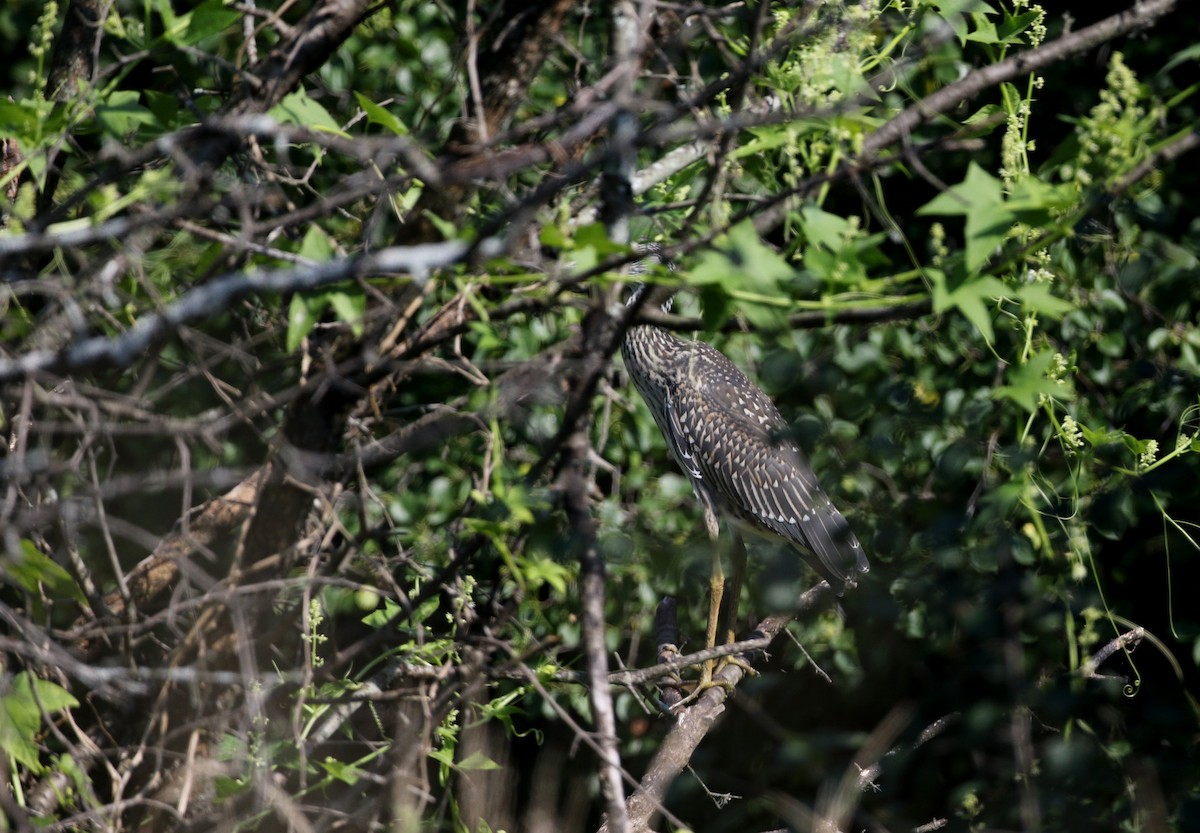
[{"x1": 603, "y1": 583, "x2": 837, "y2": 833}]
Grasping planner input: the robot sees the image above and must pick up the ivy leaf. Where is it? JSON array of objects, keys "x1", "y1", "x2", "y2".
[
  {"x1": 1006, "y1": 176, "x2": 1077, "y2": 222},
  {"x1": 320, "y1": 757, "x2": 366, "y2": 784},
  {"x1": 998, "y1": 10, "x2": 1045, "y2": 45},
  {"x1": 929, "y1": 267, "x2": 1009, "y2": 343},
  {"x1": 930, "y1": 0, "x2": 995, "y2": 46},
  {"x1": 799, "y1": 204, "x2": 855, "y2": 252},
  {"x1": 691, "y1": 220, "x2": 793, "y2": 330},
  {"x1": 919, "y1": 162, "x2": 1013, "y2": 272},
  {"x1": 362, "y1": 597, "x2": 402, "y2": 628},
  {"x1": 964, "y1": 12, "x2": 1000, "y2": 45},
  {"x1": 1017, "y1": 283, "x2": 1074, "y2": 318},
  {"x1": 994, "y1": 349, "x2": 1068, "y2": 412}
]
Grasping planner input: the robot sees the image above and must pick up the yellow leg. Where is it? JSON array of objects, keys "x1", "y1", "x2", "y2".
[
  {"x1": 680, "y1": 529, "x2": 751, "y2": 706},
  {"x1": 706, "y1": 533, "x2": 756, "y2": 688},
  {"x1": 707, "y1": 547, "x2": 725, "y2": 650},
  {"x1": 697, "y1": 547, "x2": 725, "y2": 688}
]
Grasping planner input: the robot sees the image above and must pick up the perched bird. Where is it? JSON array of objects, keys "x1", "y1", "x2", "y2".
[{"x1": 622, "y1": 283, "x2": 868, "y2": 686}]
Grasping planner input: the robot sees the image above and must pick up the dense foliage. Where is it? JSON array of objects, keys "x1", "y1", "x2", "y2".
[{"x1": 1, "y1": 1, "x2": 1198, "y2": 831}]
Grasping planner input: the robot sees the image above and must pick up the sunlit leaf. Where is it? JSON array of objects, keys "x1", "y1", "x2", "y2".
[{"x1": 0, "y1": 673, "x2": 79, "y2": 774}]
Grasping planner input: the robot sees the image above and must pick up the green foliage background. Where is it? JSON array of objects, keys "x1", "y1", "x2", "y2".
[{"x1": 0, "y1": 1, "x2": 1198, "y2": 831}]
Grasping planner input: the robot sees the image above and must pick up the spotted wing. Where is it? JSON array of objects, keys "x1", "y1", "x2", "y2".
[{"x1": 666, "y1": 345, "x2": 869, "y2": 590}]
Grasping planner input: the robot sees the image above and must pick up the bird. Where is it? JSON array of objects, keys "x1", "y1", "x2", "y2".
[{"x1": 621, "y1": 282, "x2": 868, "y2": 689}]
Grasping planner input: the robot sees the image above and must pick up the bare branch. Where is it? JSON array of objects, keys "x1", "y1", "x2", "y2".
[
  {"x1": 0, "y1": 239, "x2": 504, "y2": 385},
  {"x1": 606, "y1": 584, "x2": 838, "y2": 833},
  {"x1": 1080, "y1": 627, "x2": 1145, "y2": 680}
]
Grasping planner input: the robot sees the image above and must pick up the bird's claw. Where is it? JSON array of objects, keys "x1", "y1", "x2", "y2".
[
  {"x1": 719, "y1": 652, "x2": 758, "y2": 677},
  {"x1": 672, "y1": 654, "x2": 754, "y2": 709}
]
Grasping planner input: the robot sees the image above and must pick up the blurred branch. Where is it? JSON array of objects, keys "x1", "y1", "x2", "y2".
[
  {"x1": 0, "y1": 239, "x2": 503, "y2": 385},
  {"x1": 559, "y1": 4, "x2": 655, "y2": 812},
  {"x1": 223, "y1": 0, "x2": 375, "y2": 117},
  {"x1": 643, "y1": 298, "x2": 935, "y2": 335},
  {"x1": 1111, "y1": 126, "x2": 1200, "y2": 195},
  {"x1": 561, "y1": 429, "x2": 628, "y2": 833}
]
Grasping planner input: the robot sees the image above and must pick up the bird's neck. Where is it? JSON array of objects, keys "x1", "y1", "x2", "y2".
[{"x1": 626, "y1": 282, "x2": 674, "y2": 313}]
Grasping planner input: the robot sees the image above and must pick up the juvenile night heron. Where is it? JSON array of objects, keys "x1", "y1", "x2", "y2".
[{"x1": 622, "y1": 284, "x2": 868, "y2": 687}]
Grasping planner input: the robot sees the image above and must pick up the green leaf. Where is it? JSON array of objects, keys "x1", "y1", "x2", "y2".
[
  {"x1": 1006, "y1": 177, "x2": 1077, "y2": 222},
  {"x1": 994, "y1": 349, "x2": 1067, "y2": 412},
  {"x1": 320, "y1": 756, "x2": 366, "y2": 784},
  {"x1": 328, "y1": 289, "x2": 365, "y2": 337},
  {"x1": 0, "y1": 100, "x2": 39, "y2": 136},
  {"x1": 574, "y1": 222, "x2": 630, "y2": 257},
  {"x1": 270, "y1": 88, "x2": 347, "y2": 136},
  {"x1": 963, "y1": 103, "x2": 1002, "y2": 127},
  {"x1": 929, "y1": 267, "x2": 1009, "y2": 343},
  {"x1": 1097, "y1": 330, "x2": 1126, "y2": 358},
  {"x1": 1016, "y1": 283, "x2": 1074, "y2": 318},
  {"x1": 0, "y1": 672, "x2": 79, "y2": 774},
  {"x1": 2, "y1": 540, "x2": 86, "y2": 604},
  {"x1": 691, "y1": 221, "x2": 791, "y2": 289},
  {"x1": 799, "y1": 205, "x2": 855, "y2": 252},
  {"x1": 964, "y1": 12, "x2": 999, "y2": 44},
  {"x1": 353, "y1": 92, "x2": 408, "y2": 135},
  {"x1": 1162, "y1": 42, "x2": 1200, "y2": 75},
  {"x1": 286, "y1": 293, "x2": 317, "y2": 352},
  {"x1": 183, "y1": 0, "x2": 239, "y2": 45},
  {"x1": 95, "y1": 90, "x2": 155, "y2": 140},
  {"x1": 300, "y1": 226, "x2": 335, "y2": 262},
  {"x1": 422, "y1": 211, "x2": 458, "y2": 242},
  {"x1": 214, "y1": 775, "x2": 251, "y2": 800},
  {"x1": 457, "y1": 751, "x2": 502, "y2": 771},
  {"x1": 523, "y1": 557, "x2": 572, "y2": 594},
  {"x1": 731, "y1": 124, "x2": 795, "y2": 159},
  {"x1": 691, "y1": 221, "x2": 793, "y2": 330},
  {"x1": 152, "y1": 0, "x2": 182, "y2": 40},
  {"x1": 918, "y1": 162, "x2": 1012, "y2": 272},
  {"x1": 1079, "y1": 424, "x2": 1125, "y2": 447},
  {"x1": 930, "y1": 0, "x2": 995, "y2": 46},
  {"x1": 143, "y1": 90, "x2": 181, "y2": 128},
  {"x1": 998, "y1": 10, "x2": 1044, "y2": 44},
  {"x1": 539, "y1": 224, "x2": 568, "y2": 249},
  {"x1": 362, "y1": 597, "x2": 402, "y2": 628}
]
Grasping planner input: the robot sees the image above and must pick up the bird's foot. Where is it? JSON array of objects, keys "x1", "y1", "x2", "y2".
[
  {"x1": 672, "y1": 653, "x2": 756, "y2": 709},
  {"x1": 718, "y1": 652, "x2": 758, "y2": 678},
  {"x1": 671, "y1": 660, "x2": 733, "y2": 708}
]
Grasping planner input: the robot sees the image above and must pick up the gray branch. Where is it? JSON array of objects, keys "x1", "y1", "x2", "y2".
[{"x1": 0, "y1": 238, "x2": 503, "y2": 385}]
